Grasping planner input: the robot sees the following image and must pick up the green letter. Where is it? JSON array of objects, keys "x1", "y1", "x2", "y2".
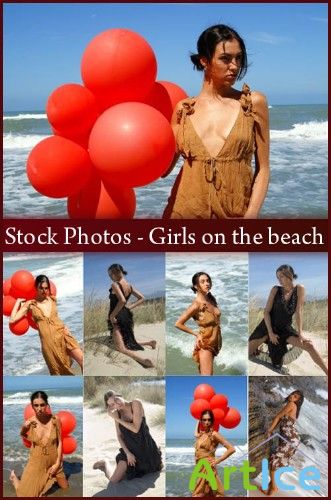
[
  {"x1": 223, "y1": 466, "x2": 237, "y2": 491},
  {"x1": 189, "y1": 458, "x2": 217, "y2": 492},
  {"x1": 239, "y1": 460, "x2": 257, "y2": 491}
]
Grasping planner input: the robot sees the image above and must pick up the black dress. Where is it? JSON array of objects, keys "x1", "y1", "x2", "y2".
[
  {"x1": 108, "y1": 283, "x2": 144, "y2": 351},
  {"x1": 116, "y1": 404, "x2": 163, "y2": 480},
  {"x1": 249, "y1": 286, "x2": 299, "y2": 366}
]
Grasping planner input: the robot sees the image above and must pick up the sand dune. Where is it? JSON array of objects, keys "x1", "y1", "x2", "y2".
[
  {"x1": 83, "y1": 403, "x2": 165, "y2": 497},
  {"x1": 84, "y1": 322, "x2": 165, "y2": 376}
]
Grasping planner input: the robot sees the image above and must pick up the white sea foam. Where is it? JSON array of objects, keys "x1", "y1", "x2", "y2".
[
  {"x1": 270, "y1": 120, "x2": 327, "y2": 141},
  {"x1": 4, "y1": 395, "x2": 83, "y2": 406},
  {"x1": 315, "y1": 388, "x2": 328, "y2": 400},
  {"x1": 4, "y1": 133, "x2": 49, "y2": 150},
  {"x1": 4, "y1": 113, "x2": 47, "y2": 120}
]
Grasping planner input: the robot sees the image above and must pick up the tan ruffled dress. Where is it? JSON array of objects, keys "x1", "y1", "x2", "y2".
[
  {"x1": 163, "y1": 84, "x2": 256, "y2": 219},
  {"x1": 193, "y1": 306, "x2": 222, "y2": 369},
  {"x1": 30, "y1": 297, "x2": 80, "y2": 375},
  {"x1": 17, "y1": 416, "x2": 66, "y2": 497},
  {"x1": 192, "y1": 430, "x2": 225, "y2": 497}
]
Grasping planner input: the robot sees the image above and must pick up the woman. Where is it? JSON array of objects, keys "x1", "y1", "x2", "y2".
[
  {"x1": 249, "y1": 265, "x2": 328, "y2": 374},
  {"x1": 162, "y1": 24, "x2": 269, "y2": 219},
  {"x1": 260, "y1": 390, "x2": 304, "y2": 496},
  {"x1": 192, "y1": 409, "x2": 235, "y2": 497},
  {"x1": 175, "y1": 272, "x2": 221, "y2": 375},
  {"x1": 93, "y1": 390, "x2": 162, "y2": 482},
  {"x1": 108, "y1": 263, "x2": 157, "y2": 369},
  {"x1": 10, "y1": 391, "x2": 68, "y2": 497},
  {"x1": 9, "y1": 275, "x2": 83, "y2": 375}
]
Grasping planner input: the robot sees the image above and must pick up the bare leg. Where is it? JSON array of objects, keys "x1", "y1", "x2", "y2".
[
  {"x1": 109, "y1": 460, "x2": 128, "y2": 484},
  {"x1": 10, "y1": 470, "x2": 20, "y2": 494},
  {"x1": 249, "y1": 336, "x2": 268, "y2": 356},
  {"x1": 93, "y1": 459, "x2": 112, "y2": 480},
  {"x1": 268, "y1": 468, "x2": 279, "y2": 496},
  {"x1": 69, "y1": 348, "x2": 83, "y2": 372},
  {"x1": 138, "y1": 340, "x2": 157, "y2": 349},
  {"x1": 114, "y1": 329, "x2": 154, "y2": 368},
  {"x1": 287, "y1": 336, "x2": 328, "y2": 375},
  {"x1": 57, "y1": 476, "x2": 69, "y2": 489},
  {"x1": 198, "y1": 350, "x2": 214, "y2": 375}
]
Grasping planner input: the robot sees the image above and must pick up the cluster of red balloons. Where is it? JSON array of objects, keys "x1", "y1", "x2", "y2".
[
  {"x1": 190, "y1": 384, "x2": 241, "y2": 431},
  {"x1": 26, "y1": 28, "x2": 188, "y2": 219},
  {"x1": 3, "y1": 269, "x2": 57, "y2": 336},
  {"x1": 22, "y1": 404, "x2": 77, "y2": 455}
]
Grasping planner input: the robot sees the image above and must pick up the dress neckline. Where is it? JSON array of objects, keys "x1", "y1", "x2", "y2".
[{"x1": 32, "y1": 297, "x2": 54, "y2": 319}]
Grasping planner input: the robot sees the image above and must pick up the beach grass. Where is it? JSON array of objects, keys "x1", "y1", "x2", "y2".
[
  {"x1": 249, "y1": 298, "x2": 327, "y2": 334},
  {"x1": 84, "y1": 294, "x2": 165, "y2": 339}
]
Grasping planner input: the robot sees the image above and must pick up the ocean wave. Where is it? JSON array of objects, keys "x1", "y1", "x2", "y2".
[
  {"x1": 167, "y1": 444, "x2": 247, "y2": 455},
  {"x1": 4, "y1": 396, "x2": 83, "y2": 406},
  {"x1": 4, "y1": 113, "x2": 47, "y2": 120},
  {"x1": 4, "y1": 133, "x2": 50, "y2": 150},
  {"x1": 271, "y1": 120, "x2": 327, "y2": 141}
]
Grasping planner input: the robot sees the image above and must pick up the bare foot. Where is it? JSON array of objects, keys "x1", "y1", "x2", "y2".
[
  {"x1": 258, "y1": 485, "x2": 269, "y2": 495},
  {"x1": 141, "y1": 359, "x2": 154, "y2": 368},
  {"x1": 93, "y1": 460, "x2": 106, "y2": 472},
  {"x1": 268, "y1": 486, "x2": 279, "y2": 496},
  {"x1": 150, "y1": 340, "x2": 157, "y2": 350}
]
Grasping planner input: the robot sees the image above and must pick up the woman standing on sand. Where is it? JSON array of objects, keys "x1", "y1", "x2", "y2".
[
  {"x1": 10, "y1": 391, "x2": 69, "y2": 497},
  {"x1": 93, "y1": 390, "x2": 162, "y2": 482},
  {"x1": 259, "y1": 390, "x2": 303, "y2": 496},
  {"x1": 175, "y1": 272, "x2": 221, "y2": 375},
  {"x1": 162, "y1": 23, "x2": 269, "y2": 219},
  {"x1": 249, "y1": 264, "x2": 328, "y2": 374},
  {"x1": 9, "y1": 275, "x2": 83, "y2": 375},
  {"x1": 107, "y1": 263, "x2": 157, "y2": 369},
  {"x1": 192, "y1": 409, "x2": 235, "y2": 497}
]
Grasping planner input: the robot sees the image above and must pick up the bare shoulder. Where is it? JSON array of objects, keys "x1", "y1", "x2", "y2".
[
  {"x1": 271, "y1": 285, "x2": 279, "y2": 294},
  {"x1": 296, "y1": 283, "x2": 305, "y2": 291},
  {"x1": 251, "y1": 90, "x2": 268, "y2": 107},
  {"x1": 285, "y1": 401, "x2": 296, "y2": 411},
  {"x1": 132, "y1": 399, "x2": 143, "y2": 409}
]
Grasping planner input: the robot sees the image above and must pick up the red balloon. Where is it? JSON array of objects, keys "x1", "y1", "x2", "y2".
[
  {"x1": 22, "y1": 437, "x2": 32, "y2": 448},
  {"x1": 47, "y1": 83, "x2": 99, "y2": 140},
  {"x1": 193, "y1": 384, "x2": 215, "y2": 401},
  {"x1": 11, "y1": 270, "x2": 35, "y2": 298},
  {"x1": 50, "y1": 281, "x2": 57, "y2": 297},
  {"x1": 57, "y1": 411, "x2": 77, "y2": 436},
  {"x1": 27, "y1": 136, "x2": 93, "y2": 198},
  {"x1": 190, "y1": 399, "x2": 211, "y2": 419},
  {"x1": 24, "y1": 404, "x2": 52, "y2": 421},
  {"x1": 3, "y1": 278, "x2": 12, "y2": 296},
  {"x1": 27, "y1": 311, "x2": 38, "y2": 330},
  {"x1": 9, "y1": 318, "x2": 29, "y2": 336},
  {"x1": 212, "y1": 408, "x2": 226, "y2": 425},
  {"x1": 89, "y1": 102, "x2": 175, "y2": 187},
  {"x1": 62, "y1": 435, "x2": 77, "y2": 455},
  {"x1": 221, "y1": 408, "x2": 241, "y2": 429},
  {"x1": 81, "y1": 29, "x2": 157, "y2": 111},
  {"x1": 3, "y1": 295, "x2": 16, "y2": 316},
  {"x1": 145, "y1": 81, "x2": 188, "y2": 121},
  {"x1": 210, "y1": 394, "x2": 229, "y2": 410},
  {"x1": 67, "y1": 174, "x2": 136, "y2": 219}
]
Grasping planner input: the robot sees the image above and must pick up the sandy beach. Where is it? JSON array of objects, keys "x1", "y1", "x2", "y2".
[
  {"x1": 84, "y1": 322, "x2": 165, "y2": 376},
  {"x1": 83, "y1": 403, "x2": 165, "y2": 497},
  {"x1": 249, "y1": 331, "x2": 328, "y2": 376}
]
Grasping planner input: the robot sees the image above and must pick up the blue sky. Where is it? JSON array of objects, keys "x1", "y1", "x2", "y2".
[
  {"x1": 249, "y1": 252, "x2": 328, "y2": 302},
  {"x1": 4, "y1": 3, "x2": 327, "y2": 110},
  {"x1": 166, "y1": 376, "x2": 247, "y2": 440},
  {"x1": 4, "y1": 375, "x2": 83, "y2": 391},
  {"x1": 84, "y1": 252, "x2": 165, "y2": 299}
]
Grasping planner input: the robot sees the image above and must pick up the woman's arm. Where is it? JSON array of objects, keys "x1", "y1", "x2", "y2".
[
  {"x1": 108, "y1": 400, "x2": 144, "y2": 434},
  {"x1": 109, "y1": 282, "x2": 126, "y2": 323},
  {"x1": 244, "y1": 91, "x2": 270, "y2": 219},
  {"x1": 126, "y1": 286, "x2": 145, "y2": 311},
  {"x1": 263, "y1": 286, "x2": 279, "y2": 345},
  {"x1": 9, "y1": 299, "x2": 31, "y2": 324},
  {"x1": 194, "y1": 421, "x2": 200, "y2": 438},
  {"x1": 161, "y1": 101, "x2": 183, "y2": 178},
  {"x1": 213, "y1": 432, "x2": 235, "y2": 465},
  {"x1": 294, "y1": 285, "x2": 305, "y2": 337},
  {"x1": 267, "y1": 402, "x2": 296, "y2": 436},
  {"x1": 175, "y1": 302, "x2": 200, "y2": 338}
]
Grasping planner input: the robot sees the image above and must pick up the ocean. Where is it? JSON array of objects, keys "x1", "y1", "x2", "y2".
[
  {"x1": 3, "y1": 386, "x2": 83, "y2": 497},
  {"x1": 3, "y1": 253, "x2": 84, "y2": 376},
  {"x1": 166, "y1": 253, "x2": 248, "y2": 375},
  {"x1": 166, "y1": 437, "x2": 248, "y2": 496},
  {"x1": 3, "y1": 104, "x2": 327, "y2": 218}
]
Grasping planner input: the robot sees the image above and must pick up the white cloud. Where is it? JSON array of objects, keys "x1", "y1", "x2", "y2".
[{"x1": 247, "y1": 32, "x2": 294, "y2": 45}]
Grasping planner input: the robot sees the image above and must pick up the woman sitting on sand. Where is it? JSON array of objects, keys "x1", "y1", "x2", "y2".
[
  {"x1": 249, "y1": 264, "x2": 328, "y2": 374},
  {"x1": 107, "y1": 263, "x2": 157, "y2": 369},
  {"x1": 10, "y1": 391, "x2": 69, "y2": 497},
  {"x1": 175, "y1": 272, "x2": 221, "y2": 375},
  {"x1": 192, "y1": 409, "x2": 235, "y2": 497},
  {"x1": 93, "y1": 390, "x2": 162, "y2": 482},
  {"x1": 259, "y1": 390, "x2": 304, "y2": 496},
  {"x1": 10, "y1": 275, "x2": 83, "y2": 375}
]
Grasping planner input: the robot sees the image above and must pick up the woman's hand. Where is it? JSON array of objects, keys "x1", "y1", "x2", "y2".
[
  {"x1": 268, "y1": 332, "x2": 279, "y2": 345},
  {"x1": 48, "y1": 461, "x2": 60, "y2": 477},
  {"x1": 107, "y1": 408, "x2": 117, "y2": 419},
  {"x1": 125, "y1": 451, "x2": 136, "y2": 467},
  {"x1": 109, "y1": 315, "x2": 117, "y2": 325},
  {"x1": 23, "y1": 418, "x2": 37, "y2": 430},
  {"x1": 195, "y1": 334, "x2": 203, "y2": 349},
  {"x1": 266, "y1": 428, "x2": 273, "y2": 438}
]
